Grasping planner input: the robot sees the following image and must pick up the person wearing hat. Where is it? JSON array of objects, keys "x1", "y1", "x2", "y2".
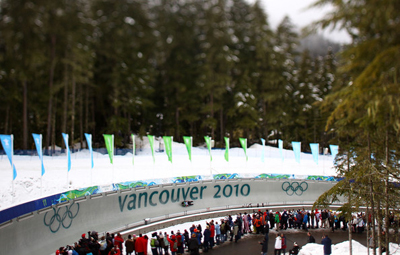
[
  {"x1": 167, "y1": 234, "x2": 178, "y2": 255},
  {"x1": 150, "y1": 232, "x2": 159, "y2": 255},
  {"x1": 289, "y1": 242, "x2": 300, "y2": 254}
]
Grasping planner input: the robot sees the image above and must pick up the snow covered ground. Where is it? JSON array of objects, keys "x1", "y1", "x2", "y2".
[{"x1": 2, "y1": 137, "x2": 397, "y2": 254}]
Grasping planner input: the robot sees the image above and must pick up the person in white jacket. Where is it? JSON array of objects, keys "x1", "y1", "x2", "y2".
[{"x1": 274, "y1": 233, "x2": 282, "y2": 255}]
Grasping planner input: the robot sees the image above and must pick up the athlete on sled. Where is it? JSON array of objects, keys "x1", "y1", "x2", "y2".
[{"x1": 181, "y1": 201, "x2": 194, "y2": 207}]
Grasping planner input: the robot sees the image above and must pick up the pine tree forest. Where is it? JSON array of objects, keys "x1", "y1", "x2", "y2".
[
  {"x1": 0, "y1": 0, "x2": 338, "y2": 151},
  {"x1": 308, "y1": 0, "x2": 400, "y2": 254}
]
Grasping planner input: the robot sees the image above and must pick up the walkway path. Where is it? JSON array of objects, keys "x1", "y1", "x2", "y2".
[{"x1": 195, "y1": 228, "x2": 367, "y2": 255}]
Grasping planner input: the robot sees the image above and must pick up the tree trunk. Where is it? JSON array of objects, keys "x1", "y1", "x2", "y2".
[
  {"x1": 348, "y1": 150, "x2": 353, "y2": 255},
  {"x1": 79, "y1": 84, "x2": 83, "y2": 149},
  {"x1": 46, "y1": 35, "x2": 56, "y2": 153},
  {"x1": 4, "y1": 104, "x2": 9, "y2": 134},
  {"x1": 210, "y1": 92, "x2": 214, "y2": 139},
  {"x1": 385, "y1": 129, "x2": 390, "y2": 254},
  {"x1": 51, "y1": 96, "x2": 57, "y2": 154},
  {"x1": 367, "y1": 204, "x2": 370, "y2": 255},
  {"x1": 22, "y1": 80, "x2": 28, "y2": 150},
  {"x1": 368, "y1": 134, "x2": 377, "y2": 255},
  {"x1": 71, "y1": 74, "x2": 76, "y2": 151},
  {"x1": 85, "y1": 86, "x2": 89, "y2": 133},
  {"x1": 377, "y1": 199, "x2": 382, "y2": 255},
  {"x1": 220, "y1": 108, "x2": 224, "y2": 143},
  {"x1": 62, "y1": 61, "x2": 69, "y2": 135},
  {"x1": 175, "y1": 107, "x2": 180, "y2": 140}
]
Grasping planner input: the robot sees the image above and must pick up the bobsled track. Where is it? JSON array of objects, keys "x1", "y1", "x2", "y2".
[{"x1": 0, "y1": 177, "x2": 343, "y2": 254}]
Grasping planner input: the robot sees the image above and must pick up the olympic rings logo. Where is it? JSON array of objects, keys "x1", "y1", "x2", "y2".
[
  {"x1": 282, "y1": 181, "x2": 308, "y2": 196},
  {"x1": 43, "y1": 201, "x2": 80, "y2": 233}
]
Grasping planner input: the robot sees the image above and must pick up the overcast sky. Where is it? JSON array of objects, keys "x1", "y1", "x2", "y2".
[{"x1": 248, "y1": 0, "x2": 351, "y2": 43}]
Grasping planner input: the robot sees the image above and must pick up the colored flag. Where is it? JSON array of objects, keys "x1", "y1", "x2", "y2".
[
  {"x1": 183, "y1": 136, "x2": 192, "y2": 161},
  {"x1": 278, "y1": 139, "x2": 284, "y2": 162},
  {"x1": 330, "y1": 145, "x2": 339, "y2": 161},
  {"x1": 310, "y1": 143, "x2": 319, "y2": 165},
  {"x1": 224, "y1": 137, "x2": 229, "y2": 162},
  {"x1": 147, "y1": 135, "x2": 155, "y2": 163},
  {"x1": 163, "y1": 136, "x2": 173, "y2": 163},
  {"x1": 0, "y1": 134, "x2": 17, "y2": 180},
  {"x1": 131, "y1": 134, "x2": 136, "y2": 165},
  {"x1": 239, "y1": 138, "x2": 248, "y2": 161},
  {"x1": 84, "y1": 133, "x2": 94, "y2": 169},
  {"x1": 62, "y1": 133, "x2": 72, "y2": 172},
  {"x1": 103, "y1": 134, "x2": 114, "y2": 164},
  {"x1": 292, "y1": 141, "x2": 301, "y2": 163},
  {"x1": 204, "y1": 136, "x2": 212, "y2": 162},
  {"x1": 260, "y1": 138, "x2": 265, "y2": 162},
  {"x1": 32, "y1": 133, "x2": 45, "y2": 176}
]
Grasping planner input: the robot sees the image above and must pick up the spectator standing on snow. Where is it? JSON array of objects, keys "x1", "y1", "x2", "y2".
[
  {"x1": 188, "y1": 233, "x2": 200, "y2": 255},
  {"x1": 150, "y1": 232, "x2": 159, "y2": 255},
  {"x1": 321, "y1": 234, "x2": 332, "y2": 255},
  {"x1": 203, "y1": 225, "x2": 211, "y2": 252},
  {"x1": 274, "y1": 233, "x2": 282, "y2": 255},
  {"x1": 124, "y1": 235, "x2": 135, "y2": 255},
  {"x1": 303, "y1": 211, "x2": 309, "y2": 231},
  {"x1": 215, "y1": 221, "x2": 221, "y2": 245},
  {"x1": 280, "y1": 233, "x2": 287, "y2": 254},
  {"x1": 259, "y1": 233, "x2": 269, "y2": 255}
]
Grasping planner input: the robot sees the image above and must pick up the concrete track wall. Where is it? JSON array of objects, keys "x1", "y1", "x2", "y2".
[{"x1": 0, "y1": 178, "x2": 338, "y2": 254}]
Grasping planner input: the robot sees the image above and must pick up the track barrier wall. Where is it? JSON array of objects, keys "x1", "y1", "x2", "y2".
[{"x1": 0, "y1": 175, "x2": 340, "y2": 254}]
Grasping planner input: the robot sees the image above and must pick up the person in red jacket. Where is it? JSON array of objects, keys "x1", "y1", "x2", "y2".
[
  {"x1": 167, "y1": 234, "x2": 178, "y2": 255},
  {"x1": 209, "y1": 221, "x2": 215, "y2": 248},
  {"x1": 108, "y1": 246, "x2": 121, "y2": 255},
  {"x1": 114, "y1": 233, "x2": 124, "y2": 253},
  {"x1": 135, "y1": 234, "x2": 146, "y2": 255}
]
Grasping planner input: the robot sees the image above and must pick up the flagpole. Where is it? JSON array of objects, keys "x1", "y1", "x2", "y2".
[
  {"x1": 323, "y1": 150, "x2": 325, "y2": 176},
  {"x1": 39, "y1": 134, "x2": 43, "y2": 196},
  {"x1": 90, "y1": 147, "x2": 93, "y2": 186},
  {"x1": 11, "y1": 135, "x2": 14, "y2": 203},
  {"x1": 112, "y1": 134, "x2": 115, "y2": 184}
]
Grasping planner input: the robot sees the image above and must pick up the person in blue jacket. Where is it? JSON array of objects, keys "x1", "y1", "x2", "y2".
[{"x1": 321, "y1": 234, "x2": 332, "y2": 255}]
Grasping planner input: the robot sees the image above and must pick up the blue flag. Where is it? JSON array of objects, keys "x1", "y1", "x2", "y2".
[
  {"x1": 260, "y1": 138, "x2": 265, "y2": 162},
  {"x1": 310, "y1": 143, "x2": 319, "y2": 165},
  {"x1": 330, "y1": 145, "x2": 339, "y2": 162},
  {"x1": 32, "y1": 133, "x2": 45, "y2": 176},
  {"x1": 278, "y1": 139, "x2": 284, "y2": 162},
  {"x1": 62, "y1": 133, "x2": 71, "y2": 172},
  {"x1": 0, "y1": 134, "x2": 17, "y2": 180},
  {"x1": 85, "y1": 133, "x2": 94, "y2": 169},
  {"x1": 292, "y1": 141, "x2": 301, "y2": 163}
]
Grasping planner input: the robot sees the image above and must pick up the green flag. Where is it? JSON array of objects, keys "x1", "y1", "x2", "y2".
[
  {"x1": 163, "y1": 136, "x2": 173, "y2": 163},
  {"x1": 147, "y1": 135, "x2": 155, "y2": 163},
  {"x1": 103, "y1": 134, "x2": 114, "y2": 164},
  {"x1": 239, "y1": 138, "x2": 248, "y2": 161},
  {"x1": 131, "y1": 134, "x2": 135, "y2": 165},
  {"x1": 224, "y1": 137, "x2": 229, "y2": 162},
  {"x1": 183, "y1": 136, "x2": 192, "y2": 161},
  {"x1": 204, "y1": 136, "x2": 212, "y2": 161}
]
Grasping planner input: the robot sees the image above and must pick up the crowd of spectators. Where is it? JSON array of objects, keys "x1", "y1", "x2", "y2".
[{"x1": 55, "y1": 208, "x2": 372, "y2": 255}]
